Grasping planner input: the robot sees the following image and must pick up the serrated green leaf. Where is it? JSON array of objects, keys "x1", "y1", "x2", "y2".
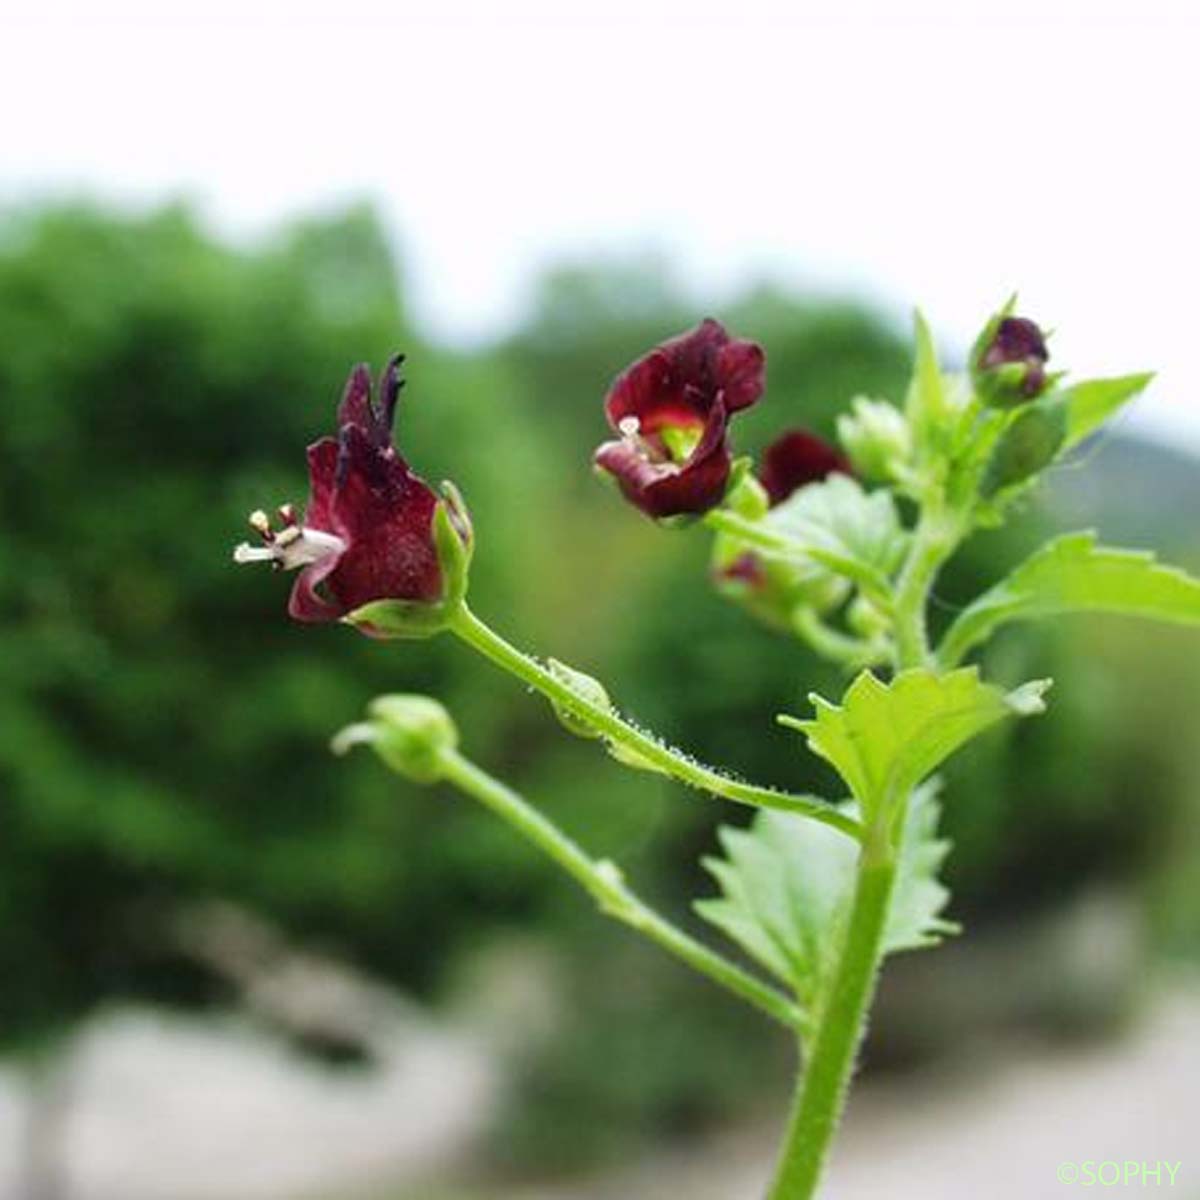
[
  {"x1": 779, "y1": 668, "x2": 1048, "y2": 820},
  {"x1": 938, "y1": 532, "x2": 1200, "y2": 667},
  {"x1": 695, "y1": 782, "x2": 956, "y2": 1023},
  {"x1": 1058, "y1": 373, "x2": 1154, "y2": 451},
  {"x1": 766, "y1": 474, "x2": 907, "y2": 600},
  {"x1": 696, "y1": 813, "x2": 852, "y2": 1013},
  {"x1": 887, "y1": 781, "x2": 960, "y2": 951}
]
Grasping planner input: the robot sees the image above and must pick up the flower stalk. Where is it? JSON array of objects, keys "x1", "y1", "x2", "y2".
[
  {"x1": 448, "y1": 604, "x2": 862, "y2": 839},
  {"x1": 432, "y1": 747, "x2": 807, "y2": 1031}
]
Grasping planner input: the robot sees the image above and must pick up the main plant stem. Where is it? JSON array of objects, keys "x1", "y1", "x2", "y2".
[
  {"x1": 769, "y1": 485, "x2": 956, "y2": 1195},
  {"x1": 767, "y1": 835, "x2": 897, "y2": 1199},
  {"x1": 434, "y1": 747, "x2": 806, "y2": 1030},
  {"x1": 892, "y1": 498, "x2": 959, "y2": 670},
  {"x1": 449, "y1": 605, "x2": 860, "y2": 838}
]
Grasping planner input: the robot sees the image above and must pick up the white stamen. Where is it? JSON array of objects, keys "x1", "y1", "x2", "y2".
[
  {"x1": 233, "y1": 542, "x2": 276, "y2": 564},
  {"x1": 618, "y1": 416, "x2": 641, "y2": 438},
  {"x1": 233, "y1": 518, "x2": 345, "y2": 572},
  {"x1": 248, "y1": 509, "x2": 272, "y2": 537}
]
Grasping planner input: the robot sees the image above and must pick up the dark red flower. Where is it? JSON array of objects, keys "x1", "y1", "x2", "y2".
[
  {"x1": 594, "y1": 319, "x2": 765, "y2": 518},
  {"x1": 975, "y1": 315, "x2": 1050, "y2": 404},
  {"x1": 235, "y1": 355, "x2": 470, "y2": 624},
  {"x1": 758, "y1": 430, "x2": 851, "y2": 507}
]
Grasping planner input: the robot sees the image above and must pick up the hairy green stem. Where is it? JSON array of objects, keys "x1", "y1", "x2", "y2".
[
  {"x1": 791, "y1": 608, "x2": 889, "y2": 670},
  {"x1": 891, "y1": 502, "x2": 959, "y2": 670},
  {"x1": 767, "y1": 835, "x2": 898, "y2": 1199},
  {"x1": 435, "y1": 747, "x2": 807, "y2": 1030},
  {"x1": 449, "y1": 605, "x2": 861, "y2": 839}
]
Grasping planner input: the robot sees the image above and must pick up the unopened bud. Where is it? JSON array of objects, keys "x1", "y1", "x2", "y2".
[
  {"x1": 836, "y1": 397, "x2": 912, "y2": 482},
  {"x1": 971, "y1": 310, "x2": 1052, "y2": 408},
  {"x1": 332, "y1": 694, "x2": 458, "y2": 783}
]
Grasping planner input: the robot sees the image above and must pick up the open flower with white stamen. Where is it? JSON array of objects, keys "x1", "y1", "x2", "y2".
[{"x1": 234, "y1": 354, "x2": 472, "y2": 635}]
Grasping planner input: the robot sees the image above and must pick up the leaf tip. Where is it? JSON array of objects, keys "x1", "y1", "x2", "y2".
[{"x1": 1008, "y1": 678, "x2": 1053, "y2": 716}]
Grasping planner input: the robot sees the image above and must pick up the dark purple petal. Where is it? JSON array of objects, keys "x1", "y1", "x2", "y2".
[
  {"x1": 760, "y1": 430, "x2": 852, "y2": 507},
  {"x1": 288, "y1": 552, "x2": 345, "y2": 622},
  {"x1": 714, "y1": 338, "x2": 766, "y2": 412},
  {"x1": 604, "y1": 349, "x2": 697, "y2": 437},
  {"x1": 304, "y1": 438, "x2": 340, "y2": 532},
  {"x1": 377, "y1": 352, "x2": 406, "y2": 434},
  {"x1": 323, "y1": 426, "x2": 443, "y2": 609},
  {"x1": 595, "y1": 399, "x2": 731, "y2": 518},
  {"x1": 337, "y1": 364, "x2": 377, "y2": 437}
]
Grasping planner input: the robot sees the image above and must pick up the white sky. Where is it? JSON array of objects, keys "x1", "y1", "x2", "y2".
[{"x1": 4, "y1": 0, "x2": 1199, "y2": 451}]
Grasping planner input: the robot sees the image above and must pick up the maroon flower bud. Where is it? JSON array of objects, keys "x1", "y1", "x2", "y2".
[
  {"x1": 593, "y1": 319, "x2": 765, "y2": 519},
  {"x1": 973, "y1": 315, "x2": 1050, "y2": 406},
  {"x1": 758, "y1": 429, "x2": 851, "y2": 507},
  {"x1": 234, "y1": 355, "x2": 471, "y2": 630}
]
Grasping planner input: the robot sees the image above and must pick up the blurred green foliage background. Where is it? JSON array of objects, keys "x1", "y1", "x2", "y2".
[{"x1": 1, "y1": 203, "x2": 1197, "y2": 1175}]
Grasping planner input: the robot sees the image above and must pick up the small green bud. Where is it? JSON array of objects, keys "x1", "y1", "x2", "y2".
[
  {"x1": 836, "y1": 397, "x2": 913, "y2": 482},
  {"x1": 331, "y1": 694, "x2": 458, "y2": 783},
  {"x1": 545, "y1": 659, "x2": 613, "y2": 740},
  {"x1": 980, "y1": 396, "x2": 1068, "y2": 497}
]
